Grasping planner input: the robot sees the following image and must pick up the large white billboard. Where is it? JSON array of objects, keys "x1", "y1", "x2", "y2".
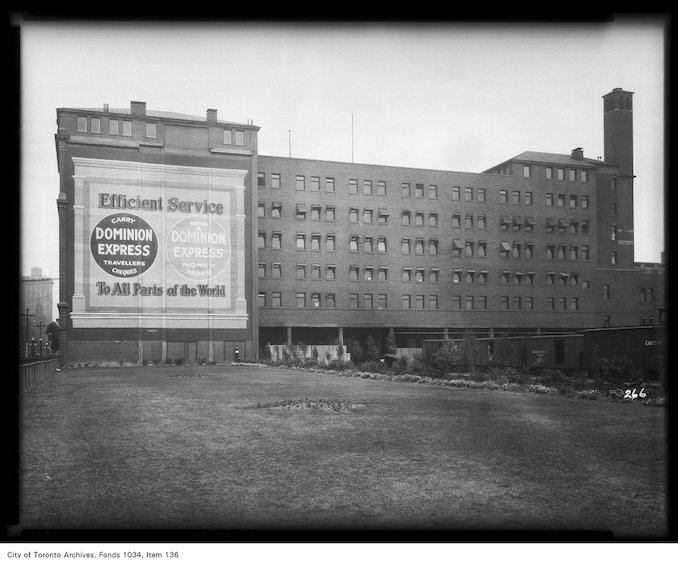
[{"x1": 70, "y1": 158, "x2": 248, "y2": 329}]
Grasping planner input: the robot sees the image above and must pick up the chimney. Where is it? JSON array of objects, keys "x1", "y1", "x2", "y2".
[
  {"x1": 103, "y1": 103, "x2": 109, "y2": 113},
  {"x1": 571, "y1": 147, "x2": 584, "y2": 160},
  {"x1": 206, "y1": 108, "x2": 218, "y2": 123},
  {"x1": 130, "y1": 101, "x2": 146, "y2": 117}
]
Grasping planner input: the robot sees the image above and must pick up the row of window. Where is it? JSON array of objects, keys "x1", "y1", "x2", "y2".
[
  {"x1": 76, "y1": 115, "x2": 245, "y2": 145},
  {"x1": 544, "y1": 193, "x2": 590, "y2": 208},
  {"x1": 257, "y1": 291, "x2": 582, "y2": 312},
  {"x1": 496, "y1": 164, "x2": 590, "y2": 183}
]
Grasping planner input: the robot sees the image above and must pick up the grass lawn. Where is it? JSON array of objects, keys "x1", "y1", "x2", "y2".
[{"x1": 19, "y1": 364, "x2": 667, "y2": 536}]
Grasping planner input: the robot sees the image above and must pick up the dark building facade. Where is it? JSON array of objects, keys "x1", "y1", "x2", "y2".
[{"x1": 55, "y1": 89, "x2": 665, "y2": 366}]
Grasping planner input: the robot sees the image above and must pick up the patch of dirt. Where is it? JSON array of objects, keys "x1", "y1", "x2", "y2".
[{"x1": 238, "y1": 398, "x2": 364, "y2": 412}]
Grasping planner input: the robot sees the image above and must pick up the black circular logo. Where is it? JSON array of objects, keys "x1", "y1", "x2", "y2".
[{"x1": 90, "y1": 213, "x2": 158, "y2": 278}]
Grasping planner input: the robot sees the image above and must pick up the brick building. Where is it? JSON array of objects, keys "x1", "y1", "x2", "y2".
[{"x1": 54, "y1": 88, "x2": 665, "y2": 366}]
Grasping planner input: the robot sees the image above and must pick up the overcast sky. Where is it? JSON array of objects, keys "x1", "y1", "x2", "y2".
[{"x1": 19, "y1": 17, "x2": 667, "y2": 314}]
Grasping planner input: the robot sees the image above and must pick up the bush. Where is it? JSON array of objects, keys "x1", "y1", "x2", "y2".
[
  {"x1": 539, "y1": 369, "x2": 566, "y2": 386},
  {"x1": 365, "y1": 336, "x2": 380, "y2": 362},
  {"x1": 431, "y1": 340, "x2": 461, "y2": 372},
  {"x1": 325, "y1": 358, "x2": 353, "y2": 371},
  {"x1": 359, "y1": 360, "x2": 386, "y2": 374},
  {"x1": 577, "y1": 389, "x2": 602, "y2": 400},
  {"x1": 174, "y1": 358, "x2": 184, "y2": 366}
]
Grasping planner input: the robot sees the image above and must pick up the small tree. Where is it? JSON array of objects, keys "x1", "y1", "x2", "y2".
[
  {"x1": 365, "y1": 335, "x2": 379, "y2": 362},
  {"x1": 46, "y1": 321, "x2": 59, "y2": 353},
  {"x1": 385, "y1": 329, "x2": 398, "y2": 355},
  {"x1": 432, "y1": 340, "x2": 461, "y2": 372},
  {"x1": 348, "y1": 338, "x2": 363, "y2": 364},
  {"x1": 494, "y1": 333, "x2": 515, "y2": 367},
  {"x1": 459, "y1": 330, "x2": 476, "y2": 372}
]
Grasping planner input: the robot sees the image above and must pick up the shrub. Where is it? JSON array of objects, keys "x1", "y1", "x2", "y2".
[
  {"x1": 394, "y1": 356, "x2": 410, "y2": 373},
  {"x1": 526, "y1": 383, "x2": 558, "y2": 395},
  {"x1": 164, "y1": 358, "x2": 172, "y2": 366},
  {"x1": 365, "y1": 336, "x2": 380, "y2": 362},
  {"x1": 348, "y1": 339, "x2": 363, "y2": 364},
  {"x1": 385, "y1": 329, "x2": 398, "y2": 356},
  {"x1": 174, "y1": 358, "x2": 184, "y2": 366},
  {"x1": 360, "y1": 360, "x2": 386, "y2": 374},
  {"x1": 431, "y1": 340, "x2": 461, "y2": 372},
  {"x1": 326, "y1": 358, "x2": 353, "y2": 371},
  {"x1": 539, "y1": 369, "x2": 566, "y2": 386},
  {"x1": 577, "y1": 389, "x2": 602, "y2": 400}
]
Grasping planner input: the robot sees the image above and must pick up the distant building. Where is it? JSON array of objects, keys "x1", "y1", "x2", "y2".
[
  {"x1": 19, "y1": 267, "x2": 54, "y2": 357},
  {"x1": 54, "y1": 89, "x2": 665, "y2": 366}
]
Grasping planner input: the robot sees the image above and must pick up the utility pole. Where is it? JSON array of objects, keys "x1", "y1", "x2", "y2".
[
  {"x1": 37, "y1": 320, "x2": 45, "y2": 357},
  {"x1": 22, "y1": 308, "x2": 35, "y2": 358}
]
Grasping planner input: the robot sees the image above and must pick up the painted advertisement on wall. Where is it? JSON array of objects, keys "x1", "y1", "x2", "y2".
[{"x1": 70, "y1": 158, "x2": 248, "y2": 329}]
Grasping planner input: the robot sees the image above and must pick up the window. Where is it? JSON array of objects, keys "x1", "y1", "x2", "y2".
[
  {"x1": 546, "y1": 244, "x2": 555, "y2": 259},
  {"x1": 547, "y1": 297, "x2": 555, "y2": 311},
  {"x1": 402, "y1": 238, "x2": 411, "y2": 254},
  {"x1": 326, "y1": 293, "x2": 336, "y2": 308},
  {"x1": 296, "y1": 204, "x2": 307, "y2": 220},
  {"x1": 464, "y1": 214, "x2": 473, "y2": 229},
  {"x1": 479, "y1": 271, "x2": 489, "y2": 284},
  {"x1": 452, "y1": 214, "x2": 461, "y2": 228},
  {"x1": 271, "y1": 292, "x2": 282, "y2": 308},
  {"x1": 523, "y1": 165, "x2": 531, "y2": 178},
  {"x1": 311, "y1": 293, "x2": 321, "y2": 308},
  {"x1": 378, "y1": 209, "x2": 389, "y2": 225},
  {"x1": 477, "y1": 188, "x2": 486, "y2": 202},
  {"x1": 364, "y1": 209, "x2": 374, "y2": 223},
  {"x1": 512, "y1": 243, "x2": 521, "y2": 258},
  {"x1": 363, "y1": 180, "x2": 373, "y2": 195},
  {"x1": 364, "y1": 294, "x2": 374, "y2": 309},
  {"x1": 235, "y1": 130, "x2": 244, "y2": 145},
  {"x1": 88, "y1": 117, "x2": 101, "y2": 133},
  {"x1": 310, "y1": 234, "x2": 321, "y2": 251},
  {"x1": 501, "y1": 296, "x2": 509, "y2": 311},
  {"x1": 296, "y1": 175, "x2": 306, "y2": 191},
  {"x1": 525, "y1": 297, "x2": 534, "y2": 311},
  {"x1": 559, "y1": 297, "x2": 567, "y2": 311},
  {"x1": 429, "y1": 269, "x2": 439, "y2": 283},
  {"x1": 500, "y1": 215, "x2": 510, "y2": 231},
  {"x1": 377, "y1": 237, "x2": 387, "y2": 253},
  {"x1": 402, "y1": 268, "x2": 412, "y2": 282},
  {"x1": 415, "y1": 268, "x2": 425, "y2": 283},
  {"x1": 499, "y1": 190, "x2": 508, "y2": 203},
  {"x1": 512, "y1": 216, "x2": 524, "y2": 232},
  {"x1": 582, "y1": 196, "x2": 589, "y2": 209},
  {"x1": 581, "y1": 170, "x2": 588, "y2": 182},
  {"x1": 414, "y1": 211, "x2": 424, "y2": 226},
  {"x1": 603, "y1": 285, "x2": 610, "y2": 300},
  {"x1": 272, "y1": 174, "x2": 281, "y2": 189},
  {"x1": 570, "y1": 298, "x2": 579, "y2": 311},
  {"x1": 570, "y1": 195, "x2": 577, "y2": 208},
  {"x1": 401, "y1": 183, "x2": 411, "y2": 198},
  {"x1": 258, "y1": 292, "x2": 266, "y2": 308},
  {"x1": 258, "y1": 232, "x2": 266, "y2": 249},
  {"x1": 582, "y1": 245, "x2": 590, "y2": 260},
  {"x1": 402, "y1": 211, "x2": 411, "y2": 225},
  {"x1": 570, "y1": 273, "x2": 579, "y2": 286},
  {"x1": 512, "y1": 191, "x2": 520, "y2": 205},
  {"x1": 526, "y1": 272, "x2": 535, "y2": 285},
  {"x1": 326, "y1": 206, "x2": 336, "y2": 221},
  {"x1": 514, "y1": 272, "x2": 524, "y2": 285},
  {"x1": 145, "y1": 122, "x2": 156, "y2": 138},
  {"x1": 429, "y1": 184, "x2": 438, "y2": 199},
  {"x1": 559, "y1": 272, "x2": 569, "y2": 286},
  {"x1": 258, "y1": 263, "x2": 267, "y2": 278},
  {"x1": 297, "y1": 292, "x2": 307, "y2": 308},
  {"x1": 364, "y1": 266, "x2": 374, "y2": 281},
  {"x1": 269, "y1": 202, "x2": 281, "y2": 218},
  {"x1": 349, "y1": 236, "x2": 359, "y2": 252},
  {"x1": 311, "y1": 264, "x2": 322, "y2": 280},
  {"x1": 452, "y1": 270, "x2": 462, "y2": 284},
  {"x1": 326, "y1": 265, "x2": 336, "y2": 280},
  {"x1": 558, "y1": 245, "x2": 567, "y2": 260},
  {"x1": 547, "y1": 272, "x2": 556, "y2": 286},
  {"x1": 477, "y1": 296, "x2": 487, "y2": 310},
  {"x1": 109, "y1": 119, "x2": 119, "y2": 135},
  {"x1": 569, "y1": 169, "x2": 576, "y2": 182},
  {"x1": 465, "y1": 271, "x2": 475, "y2": 284},
  {"x1": 610, "y1": 225, "x2": 617, "y2": 241},
  {"x1": 326, "y1": 177, "x2": 335, "y2": 192},
  {"x1": 525, "y1": 244, "x2": 534, "y2": 259},
  {"x1": 546, "y1": 167, "x2": 553, "y2": 180},
  {"x1": 452, "y1": 186, "x2": 460, "y2": 201},
  {"x1": 477, "y1": 241, "x2": 487, "y2": 257},
  {"x1": 557, "y1": 194, "x2": 566, "y2": 207},
  {"x1": 349, "y1": 266, "x2": 360, "y2": 281},
  {"x1": 415, "y1": 238, "x2": 425, "y2": 255},
  {"x1": 296, "y1": 264, "x2": 307, "y2": 279},
  {"x1": 546, "y1": 193, "x2": 554, "y2": 206},
  {"x1": 122, "y1": 121, "x2": 132, "y2": 136},
  {"x1": 310, "y1": 176, "x2": 320, "y2": 191},
  {"x1": 296, "y1": 233, "x2": 306, "y2": 250},
  {"x1": 465, "y1": 241, "x2": 474, "y2": 257},
  {"x1": 430, "y1": 295, "x2": 439, "y2": 310},
  {"x1": 378, "y1": 267, "x2": 388, "y2": 281},
  {"x1": 349, "y1": 179, "x2": 358, "y2": 194},
  {"x1": 525, "y1": 191, "x2": 533, "y2": 205},
  {"x1": 478, "y1": 215, "x2": 487, "y2": 229},
  {"x1": 415, "y1": 184, "x2": 424, "y2": 198},
  {"x1": 257, "y1": 172, "x2": 266, "y2": 187},
  {"x1": 349, "y1": 208, "x2": 359, "y2": 223},
  {"x1": 257, "y1": 203, "x2": 265, "y2": 217},
  {"x1": 326, "y1": 234, "x2": 336, "y2": 252},
  {"x1": 465, "y1": 187, "x2": 473, "y2": 201},
  {"x1": 310, "y1": 206, "x2": 321, "y2": 220},
  {"x1": 364, "y1": 236, "x2": 374, "y2": 253},
  {"x1": 500, "y1": 241, "x2": 512, "y2": 258},
  {"x1": 77, "y1": 116, "x2": 88, "y2": 131},
  {"x1": 272, "y1": 263, "x2": 282, "y2": 279},
  {"x1": 378, "y1": 294, "x2": 388, "y2": 309},
  {"x1": 416, "y1": 295, "x2": 425, "y2": 309},
  {"x1": 581, "y1": 220, "x2": 590, "y2": 234},
  {"x1": 569, "y1": 221, "x2": 579, "y2": 234},
  {"x1": 377, "y1": 181, "x2": 387, "y2": 196},
  {"x1": 513, "y1": 297, "x2": 522, "y2": 311},
  {"x1": 557, "y1": 168, "x2": 565, "y2": 180},
  {"x1": 610, "y1": 203, "x2": 617, "y2": 217},
  {"x1": 223, "y1": 130, "x2": 233, "y2": 144},
  {"x1": 402, "y1": 295, "x2": 412, "y2": 309},
  {"x1": 501, "y1": 271, "x2": 511, "y2": 284},
  {"x1": 611, "y1": 252, "x2": 617, "y2": 265}
]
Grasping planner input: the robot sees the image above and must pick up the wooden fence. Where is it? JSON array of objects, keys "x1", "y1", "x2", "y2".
[{"x1": 20, "y1": 358, "x2": 59, "y2": 392}]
